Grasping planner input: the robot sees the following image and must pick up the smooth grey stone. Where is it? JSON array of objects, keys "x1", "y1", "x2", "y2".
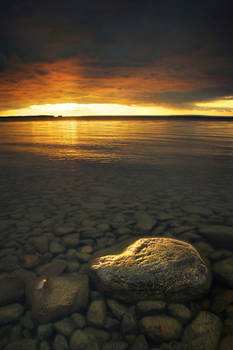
[
  {"x1": 26, "y1": 274, "x2": 89, "y2": 323},
  {"x1": 90, "y1": 238, "x2": 211, "y2": 302},
  {"x1": 0, "y1": 303, "x2": 24, "y2": 325},
  {"x1": 182, "y1": 311, "x2": 222, "y2": 350}
]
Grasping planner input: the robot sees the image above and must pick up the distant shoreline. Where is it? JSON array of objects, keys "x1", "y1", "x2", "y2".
[{"x1": 0, "y1": 115, "x2": 233, "y2": 122}]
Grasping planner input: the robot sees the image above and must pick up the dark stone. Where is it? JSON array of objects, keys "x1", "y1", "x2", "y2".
[{"x1": 0, "y1": 277, "x2": 24, "y2": 306}]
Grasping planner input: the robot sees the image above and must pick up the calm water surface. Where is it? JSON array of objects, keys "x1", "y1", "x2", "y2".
[{"x1": 0, "y1": 118, "x2": 233, "y2": 349}]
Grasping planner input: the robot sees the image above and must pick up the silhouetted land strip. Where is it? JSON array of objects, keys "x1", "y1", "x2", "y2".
[{"x1": 0, "y1": 115, "x2": 233, "y2": 122}]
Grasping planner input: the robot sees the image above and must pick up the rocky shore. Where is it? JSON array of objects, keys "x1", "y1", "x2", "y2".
[{"x1": 0, "y1": 192, "x2": 233, "y2": 350}]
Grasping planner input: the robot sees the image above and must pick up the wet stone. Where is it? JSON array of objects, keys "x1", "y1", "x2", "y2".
[
  {"x1": 54, "y1": 225, "x2": 76, "y2": 236},
  {"x1": 182, "y1": 311, "x2": 222, "y2": 350},
  {"x1": 4, "y1": 339, "x2": 37, "y2": 350},
  {"x1": 37, "y1": 323, "x2": 53, "y2": 340},
  {"x1": 40, "y1": 340, "x2": 51, "y2": 350},
  {"x1": 49, "y1": 240, "x2": 65, "y2": 254},
  {"x1": 26, "y1": 274, "x2": 89, "y2": 323},
  {"x1": 137, "y1": 300, "x2": 166, "y2": 315},
  {"x1": 198, "y1": 225, "x2": 233, "y2": 249},
  {"x1": 131, "y1": 334, "x2": 149, "y2": 350},
  {"x1": 70, "y1": 329, "x2": 99, "y2": 350},
  {"x1": 87, "y1": 300, "x2": 106, "y2": 327},
  {"x1": 54, "y1": 317, "x2": 75, "y2": 337},
  {"x1": 140, "y1": 315, "x2": 183, "y2": 343},
  {"x1": 37, "y1": 259, "x2": 67, "y2": 277},
  {"x1": 0, "y1": 303, "x2": 24, "y2": 325},
  {"x1": 0, "y1": 276, "x2": 25, "y2": 306},
  {"x1": 102, "y1": 340, "x2": 128, "y2": 350},
  {"x1": 135, "y1": 211, "x2": 157, "y2": 231},
  {"x1": 53, "y1": 334, "x2": 69, "y2": 350},
  {"x1": 213, "y1": 257, "x2": 233, "y2": 288},
  {"x1": 30, "y1": 236, "x2": 49, "y2": 254},
  {"x1": 90, "y1": 238, "x2": 211, "y2": 302},
  {"x1": 107, "y1": 299, "x2": 127, "y2": 320},
  {"x1": 71, "y1": 313, "x2": 86, "y2": 328},
  {"x1": 167, "y1": 303, "x2": 191, "y2": 324}
]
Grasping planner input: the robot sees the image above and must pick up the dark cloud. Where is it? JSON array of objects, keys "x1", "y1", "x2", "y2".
[{"x1": 0, "y1": 0, "x2": 233, "y2": 110}]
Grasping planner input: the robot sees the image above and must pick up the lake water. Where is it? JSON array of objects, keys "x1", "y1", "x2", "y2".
[{"x1": 0, "y1": 118, "x2": 233, "y2": 349}]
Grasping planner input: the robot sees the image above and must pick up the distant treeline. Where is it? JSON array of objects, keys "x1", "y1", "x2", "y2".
[{"x1": 0, "y1": 115, "x2": 233, "y2": 121}]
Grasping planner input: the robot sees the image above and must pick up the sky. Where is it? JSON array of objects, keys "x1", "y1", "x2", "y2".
[{"x1": 0, "y1": 0, "x2": 233, "y2": 116}]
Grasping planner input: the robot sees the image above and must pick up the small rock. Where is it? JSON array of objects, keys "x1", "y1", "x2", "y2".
[
  {"x1": 102, "y1": 340, "x2": 128, "y2": 350},
  {"x1": 85, "y1": 327, "x2": 111, "y2": 346},
  {"x1": 40, "y1": 340, "x2": 51, "y2": 350},
  {"x1": 4, "y1": 339, "x2": 37, "y2": 350},
  {"x1": 37, "y1": 323, "x2": 53, "y2": 340},
  {"x1": 54, "y1": 225, "x2": 75, "y2": 236},
  {"x1": 31, "y1": 236, "x2": 49, "y2": 253},
  {"x1": 131, "y1": 334, "x2": 149, "y2": 350},
  {"x1": 182, "y1": 311, "x2": 222, "y2": 350},
  {"x1": 54, "y1": 317, "x2": 75, "y2": 337},
  {"x1": 213, "y1": 257, "x2": 233, "y2": 287},
  {"x1": 219, "y1": 336, "x2": 233, "y2": 350},
  {"x1": 0, "y1": 303, "x2": 24, "y2": 325},
  {"x1": 87, "y1": 300, "x2": 106, "y2": 327},
  {"x1": 0, "y1": 276, "x2": 24, "y2": 306},
  {"x1": 71, "y1": 313, "x2": 86, "y2": 328},
  {"x1": 167, "y1": 303, "x2": 191, "y2": 324},
  {"x1": 49, "y1": 240, "x2": 65, "y2": 254},
  {"x1": 137, "y1": 300, "x2": 166, "y2": 315},
  {"x1": 121, "y1": 307, "x2": 137, "y2": 334},
  {"x1": 70, "y1": 329, "x2": 99, "y2": 350},
  {"x1": 140, "y1": 315, "x2": 183, "y2": 342},
  {"x1": 198, "y1": 225, "x2": 233, "y2": 249},
  {"x1": 107, "y1": 299, "x2": 127, "y2": 320},
  {"x1": 54, "y1": 334, "x2": 69, "y2": 350},
  {"x1": 135, "y1": 211, "x2": 157, "y2": 231},
  {"x1": 37, "y1": 259, "x2": 67, "y2": 277}
]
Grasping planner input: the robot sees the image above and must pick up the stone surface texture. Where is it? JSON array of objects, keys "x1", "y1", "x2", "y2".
[{"x1": 89, "y1": 237, "x2": 211, "y2": 302}]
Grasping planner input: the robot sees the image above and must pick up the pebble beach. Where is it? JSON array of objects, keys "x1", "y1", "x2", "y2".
[{"x1": 0, "y1": 119, "x2": 233, "y2": 350}]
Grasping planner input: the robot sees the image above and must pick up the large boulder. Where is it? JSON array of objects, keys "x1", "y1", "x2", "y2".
[
  {"x1": 26, "y1": 274, "x2": 89, "y2": 323},
  {"x1": 89, "y1": 238, "x2": 211, "y2": 302}
]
